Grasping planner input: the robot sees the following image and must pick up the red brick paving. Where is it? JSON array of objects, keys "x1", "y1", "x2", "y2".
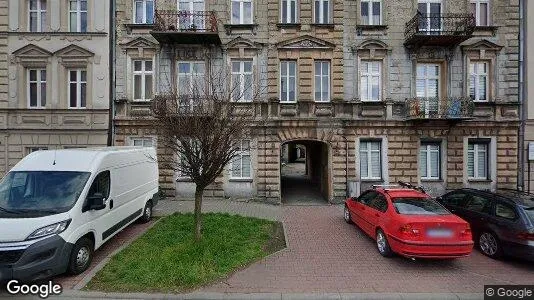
[
  {"x1": 204, "y1": 205, "x2": 534, "y2": 293},
  {"x1": 53, "y1": 220, "x2": 154, "y2": 289}
]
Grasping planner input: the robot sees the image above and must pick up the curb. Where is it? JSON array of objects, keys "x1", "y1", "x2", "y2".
[{"x1": 52, "y1": 291, "x2": 484, "y2": 300}]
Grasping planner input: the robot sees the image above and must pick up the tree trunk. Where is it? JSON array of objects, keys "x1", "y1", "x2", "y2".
[{"x1": 194, "y1": 187, "x2": 203, "y2": 242}]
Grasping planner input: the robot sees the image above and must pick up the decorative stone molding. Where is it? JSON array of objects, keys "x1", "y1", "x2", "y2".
[
  {"x1": 225, "y1": 36, "x2": 263, "y2": 51},
  {"x1": 12, "y1": 44, "x2": 52, "y2": 67},
  {"x1": 277, "y1": 35, "x2": 335, "y2": 50},
  {"x1": 55, "y1": 44, "x2": 95, "y2": 67}
]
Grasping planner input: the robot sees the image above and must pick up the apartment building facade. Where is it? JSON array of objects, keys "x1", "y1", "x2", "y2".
[
  {"x1": 113, "y1": 0, "x2": 520, "y2": 203},
  {"x1": 0, "y1": 0, "x2": 110, "y2": 175}
]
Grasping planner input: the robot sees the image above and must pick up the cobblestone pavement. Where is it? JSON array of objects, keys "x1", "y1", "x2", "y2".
[{"x1": 203, "y1": 205, "x2": 534, "y2": 293}]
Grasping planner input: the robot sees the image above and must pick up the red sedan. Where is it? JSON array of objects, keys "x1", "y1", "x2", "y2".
[{"x1": 344, "y1": 186, "x2": 474, "y2": 259}]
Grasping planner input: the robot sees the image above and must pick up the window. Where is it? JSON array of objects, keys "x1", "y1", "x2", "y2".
[
  {"x1": 178, "y1": 0, "x2": 205, "y2": 30},
  {"x1": 418, "y1": 0, "x2": 442, "y2": 32},
  {"x1": 281, "y1": 0, "x2": 297, "y2": 23},
  {"x1": 68, "y1": 69, "x2": 87, "y2": 109},
  {"x1": 360, "y1": 140, "x2": 381, "y2": 180},
  {"x1": 467, "y1": 141, "x2": 488, "y2": 180},
  {"x1": 360, "y1": 0, "x2": 381, "y2": 25},
  {"x1": 280, "y1": 61, "x2": 297, "y2": 103},
  {"x1": 134, "y1": 0, "x2": 154, "y2": 24},
  {"x1": 369, "y1": 194, "x2": 388, "y2": 212},
  {"x1": 29, "y1": 0, "x2": 46, "y2": 32},
  {"x1": 469, "y1": 62, "x2": 488, "y2": 102},
  {"x1": 357, "y1": 191, "x2": 378, "y2": 205},
  {"x1": 416, "y1": 63, "x2": 440, "y2": 116},
  {"x1": 441, "y1": 192, "x2": 468, "y2": 207},
  {"x1": 131, "y1": 137, "x2": 155, "y2": 147},
  {"x1": 133, "y1": 60, "x2": 153, "y2": 101},
  {"x1": 231, "y1": 60, "x2": 253, "y2": 102},
  {"x1": 69, "y1": 0, "x2": 87, "y2": 32},
  {"x1": 360, "y1": 61, "x2": 381, "y2": 101},
  {"x1": 470, "y1": 0, "x2": 489, "y2": 26},
  {"x1": 231, "y1": 140, "x2": 252, "y2": 179},
  {"x1": 27, "y1": 147, "x2": 48, "y2": 154},
  {"x1": 314, "y1": 61, "x2": 330, "y2": 102},
  {"x1": 393, "y1": 198, "x2": 450, "y2": 215},
  {"x1": 87, "y1": 171, "x2": 111, "y2": 199},
  {"x1": 420, "y1": 143, "x2": 440, "y2": 180},
  {"x1": 177, "y1": 62, "x2": 205, "y2": 110},
  {"x1": 28, "y1": 69, "x2": 46, "y2": 108},
  {"x1": 495, "y1": 202, "x2": 517, "y2": 220},
  {"x1": 231, "y1": 0, "x2": 253, "y2": 24},
  {"x1": 465, "y1": 195, "x2": 492, "y2": 214},
  {"x1": 314, "y1": 0, "x2": 330, "y2": 23}
]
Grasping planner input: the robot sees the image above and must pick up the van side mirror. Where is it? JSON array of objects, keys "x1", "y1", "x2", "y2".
[{"x1": 87, "y1": 193, "x2": 106, "y2": 211}]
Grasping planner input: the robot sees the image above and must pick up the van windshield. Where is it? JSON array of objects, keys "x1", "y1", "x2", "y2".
[{"x1": 0, "y1": 171, "x2": 90, "y2": 217}]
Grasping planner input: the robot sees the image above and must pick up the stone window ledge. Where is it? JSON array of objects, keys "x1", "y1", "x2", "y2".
[
  {"x1": 467, "y1": 179, "x2": 492, "y2": 183},
  {"x1": 356, "y1": 25, "x2": 388, "y2": 36},
  {"x1": 276, "y1": 23, "x2": 301, "y2": 29},
  {"x1": 421, "y1": 179, "x2": 443, "y2": 183},
  {"x1": 224, "y1": 24, "x2": 259, "y2": 34},
  {"x1": 228, "y1": 178, "x2": 253, "y2": 183},
  {"x1": 360, "y1": 179, "x2": 383, "y2": 183},
  {"x1": 176, "y1": 177, "x2": 194, "y2": 183},
  {"x1": 473, "y1": 26, "x2": 498, "y2": 36},
  {"x1": 10, "y1": 31, "x2": 107, "y2": 36},
  {"x1": 310, "y1": 23, "x2": 336, "y2": 29}
]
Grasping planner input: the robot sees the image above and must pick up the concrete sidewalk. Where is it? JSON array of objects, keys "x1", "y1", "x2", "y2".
[{"x1": 51, "y1": 290, "x2": 483, "y2": 299}]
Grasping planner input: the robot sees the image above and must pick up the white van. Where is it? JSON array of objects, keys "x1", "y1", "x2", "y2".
[{"x1": 0, "y1": 147, "x2": 160, "y2": 282}]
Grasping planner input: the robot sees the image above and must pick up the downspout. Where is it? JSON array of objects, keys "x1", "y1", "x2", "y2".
[
  {"x1": 107, "y1": 0, "x2": 116, "y2": 146},
  {"x1": 518, "y1": 0, "x2": 525, "y2": 190},
  {"x1": 341, "y1": 125, "x2": 349, "y2": 198}
]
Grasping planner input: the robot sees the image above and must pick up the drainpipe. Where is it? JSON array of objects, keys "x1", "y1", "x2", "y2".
[
  {"x1": 341, "y1": 127, "x2": 349, "y2": 198},
  {"x1": 107, "y1": 0, "x2": 116, "y2": 146},
  {"x1": 518, "y1": 0, "x2": 526, "y2": 191}
]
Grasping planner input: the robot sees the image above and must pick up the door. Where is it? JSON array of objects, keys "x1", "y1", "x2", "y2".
[
  {"x1": 82, "y1": 170, "x2": 112, "y2": 247},
  {"x1": 416, "y1": 64, "x2": 440, "y2": 117},
  {"x1": 418, "y1": 0, "x2": 442, "y2": 34},
  {"x1": 178, "y1": 0, "x2": 205, "y2": 30},
  {"x1": 461, "y1": 192, "x2": 494, "y2": 236},
  {"x1": 349, "y1": 191, "x2": 378, "y2": 234},
  {"x1": 367, "y1": 193, "x2": 388, "y2": 236}
]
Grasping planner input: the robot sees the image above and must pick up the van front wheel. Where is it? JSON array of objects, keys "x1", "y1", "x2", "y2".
[
  {"x1": 139, "y1": 201, "x2": 152, "y2": 223},
  {"x1": 68, "y1": 237, "x2": 93, "y2": 275}
]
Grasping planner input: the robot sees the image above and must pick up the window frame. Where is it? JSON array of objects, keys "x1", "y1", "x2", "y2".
[
  {"x1": 360, "y1": 60, "x2": 381, "y2": 102},
  {"x1": 28, "y1": 0, "x2": 47, "y2": 32},
  {"x1": 132, "y1": 59, "x2": 154, "y2": 102},
  {"x1": 230, "y1": 140, "x2": 252, "y2": 179},
  {"x1": 360, "y1": 0, "x2": 382, "y2": 25},
  {"x1": 467, "y1": 141, "x2": 489, "y2": 180},
  {"x1": 69, "y1": 0, "x2": 88, "y2": 32},
  {"x1": 280, "y1": 0, "x2": 298, "y2": 23},
  {"x1": 27, "y1": 146, "x2": 48, "y2": 154},
  {"x1": 469, "y1": 61, "x2": 489, "y2": 102},
  {"x1": 470, "y1": 0, "x2": 490, "y2": 26},
  {"x1": 313, "y1": 0, "x2": 331, "y2": 24},
  {"x1": 130, "y1": 136, "x2": 156, "y2": 148},
  {"x1": 280, "y1": 60, "x2": 297, "y2": 103},
  {"x1": 494, "y1": 201, "x2": 518, "y2": 221},
  {"x1": 68, "y1": 69, "x2": 87, "y2": 109},
  {"x1": 420, "y1": 142, "x2": 441, "y2": 180},
  {"x1": 231, "y1": 59, "x2": 254, "y2": 102},
  {"x1": 359, "y1": 140, "x2": 382, "y2": 180},
  {"x1": 231, "y1": 0, "x2": 253, "y2": 25},
  {"x1": 314, "y1": 60, "x2": 330, "y2": 102},
  {"x1": 133, "y1": 0, "x2": 154, "y2": 24},
  {"x1": 177, "y1": 61, "x2": 206, "y2": 110},
  {"x1": 27, "y1": 69, "x2": 47, "y2": 109}
]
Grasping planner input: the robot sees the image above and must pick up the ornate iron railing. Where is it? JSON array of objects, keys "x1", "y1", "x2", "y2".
[
  {"x1": 405, "y1": 12, "x2": 475, "y2": 42},
  {"x1": 405, "y1": 97, "x2": 474, "y2": 120},
  {"x1": 153, "y1": 10, "x2": 218, "y2": 33}
]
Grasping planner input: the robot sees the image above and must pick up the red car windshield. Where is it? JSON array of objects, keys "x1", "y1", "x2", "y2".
[{"x1": 393, "y1": 198, "x2": 450, "y2": 215}]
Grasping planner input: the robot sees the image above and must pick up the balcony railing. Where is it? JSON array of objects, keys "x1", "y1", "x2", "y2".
[
  {"x1": 405, "y1": 97, "x2": 474, "y2": 120},
  {"x1": 404, "y1": 12, "x2": 476, "y2": 47},
  {"x1": 151, "y1": 10, "x2": 221, "y2": 44}
]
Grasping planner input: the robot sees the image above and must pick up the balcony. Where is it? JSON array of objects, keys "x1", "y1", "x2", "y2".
[
  {"x1": 404, "y1": 13, "x2": 475, "y2": 48},
  {"x1": 151, "y1": 10, "x2": 221, "y2": 44},
  {"x1": 404, "y1": 97, "x2": 474, "y2": 122}
]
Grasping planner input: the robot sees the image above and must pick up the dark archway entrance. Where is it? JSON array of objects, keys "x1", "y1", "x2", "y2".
[{"x1": 280, "y1": 140, "x2": 330, "y2": 205}]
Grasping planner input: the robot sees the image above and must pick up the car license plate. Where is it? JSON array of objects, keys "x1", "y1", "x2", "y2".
[{"x1": 427, "y1": 228, "x2": 453, "y2": 238}]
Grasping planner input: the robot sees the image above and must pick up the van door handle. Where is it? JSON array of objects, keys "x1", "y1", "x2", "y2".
[{"x1": 109, "y1": 199, "x2": 114, "y2": 209}]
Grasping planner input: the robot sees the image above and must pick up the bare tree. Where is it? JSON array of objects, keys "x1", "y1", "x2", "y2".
[{"x1": 151, "y1": 58, "x2": 261, "y2": 242}]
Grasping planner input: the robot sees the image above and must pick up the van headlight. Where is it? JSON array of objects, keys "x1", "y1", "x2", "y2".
[{"x1": 26, "y1": 219, "x2": 71, "y2": 240}]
